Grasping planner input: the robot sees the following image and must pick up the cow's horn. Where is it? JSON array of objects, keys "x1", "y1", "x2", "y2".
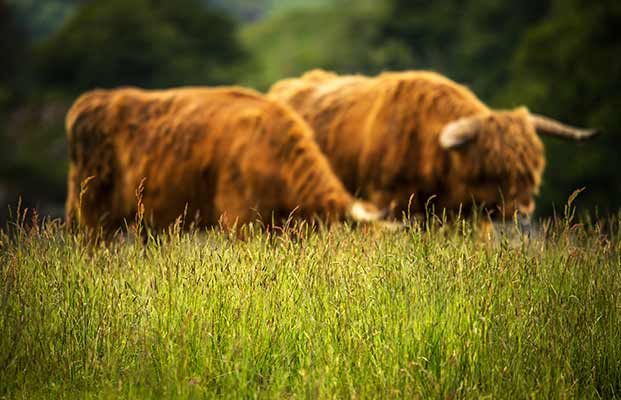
[
  {"x1": 529, "y1": 114, "x2": 599, "y2": 140},
  {"x1": 439, "y1": 117, "x2": 481, "y2": 149}
]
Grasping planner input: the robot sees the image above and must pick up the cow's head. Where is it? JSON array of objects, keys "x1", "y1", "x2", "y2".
[{"x1": 439, "y1": 107, "x2": 598, "y2": 220}]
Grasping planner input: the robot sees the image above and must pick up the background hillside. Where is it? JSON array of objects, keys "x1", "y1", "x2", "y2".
[{"x1": 1, "y1": 0, "x2": 619, "y2": 223}]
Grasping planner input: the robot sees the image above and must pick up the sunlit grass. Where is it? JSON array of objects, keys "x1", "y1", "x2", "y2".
[{"x1": 1, "y1": 213, "x2": 620, "y2": 399}]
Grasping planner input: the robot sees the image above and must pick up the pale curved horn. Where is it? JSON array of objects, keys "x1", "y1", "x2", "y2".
[
  {"x1": 439, "y1": 117, "x2": 481, "y2": 149},
  {"x1": 529, "y1": 114, "x2": 599, "y2": 140}
]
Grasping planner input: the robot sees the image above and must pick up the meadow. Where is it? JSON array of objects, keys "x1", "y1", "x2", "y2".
[{"x1": 1, "y1": 210, "x2": 620, "y2": 399}]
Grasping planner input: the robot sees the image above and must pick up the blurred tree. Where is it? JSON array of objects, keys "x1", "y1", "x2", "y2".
[
  {"x1": 210, "y1": 0, "x2": 273, "y2": 22},
  {"x1": 0, "y1": 0, "x2": 30, "y2": 107},
  {"x1": 210, "y1": 0, "x2": 331, "y2": 23},
  {"x1": 1, "y1": 0, "x2": 30, "y2": 187},
  {"x1": 379, "y1": 0, "x2": 551, "y2": 102},
  {"x1": 508, "y1": 0, "x2": 621, "y2": 214},
  {"x1": 242, "y1": 0, "x2": 552, "y2": 99},
  {"x1": 7, "y1": 0, "x2": 77, "y2": 42},
  {"x1": 35, "y1": 0, "x2": 245, "y2": 93},
  {"x1": 0, "y1": 0, "x2": 68, "y2": 215},
  {"x1": 240, "y1": 2, "x2": 412, "y2": 90}
]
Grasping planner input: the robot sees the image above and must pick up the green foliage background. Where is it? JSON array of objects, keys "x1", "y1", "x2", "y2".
[{"x1": 1, "y1": 0, "x2": 619, "y2": 220}]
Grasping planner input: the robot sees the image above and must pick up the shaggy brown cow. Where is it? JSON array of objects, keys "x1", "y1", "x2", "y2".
[
  {"x1": 269, "y1": 69, "x2": 597, "y2": 220},
  {"x1": 65, "y1": 86, "x2": 385, "y2": 233}
]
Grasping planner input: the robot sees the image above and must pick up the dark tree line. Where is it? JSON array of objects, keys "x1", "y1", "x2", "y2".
[{"x1": 35, "y1": 0, "x2": 244, "y2": 92}]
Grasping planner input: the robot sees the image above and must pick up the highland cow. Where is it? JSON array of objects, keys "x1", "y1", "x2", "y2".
[
  {"x1": 269, "y1": 69, "x2": 597, "y2": 221},
  {"x1": 65, "y1": 86, "x2": 384, "y2": 233}
]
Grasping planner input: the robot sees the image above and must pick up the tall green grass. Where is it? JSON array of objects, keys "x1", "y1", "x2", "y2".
[{"x1": 1, "y1": 214, "x2": 620, "y2": 399}]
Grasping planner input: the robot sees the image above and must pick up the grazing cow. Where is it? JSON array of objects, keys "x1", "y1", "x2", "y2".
[
  {"x1": 65, "y1": 86, "x2": 384, "y2": 233},
  {"x1": 269, "y1": 69, "x2": 598, "y2": 220}
]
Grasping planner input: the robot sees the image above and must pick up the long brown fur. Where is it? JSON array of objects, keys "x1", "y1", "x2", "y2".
[
  {"x1": 65, "y1": 86, "x2": 381, "y2": 233},
  {"x1": 269, "y1": 69, "x2": 546, "y2": 219}
]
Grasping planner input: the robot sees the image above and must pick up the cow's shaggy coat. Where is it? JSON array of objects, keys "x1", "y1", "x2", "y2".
[
  {"x1": 66, "y1": 86, "x2": 382, "y2": 232},
  {"x1": 269, "y1": 69, "x2": 596, "y2": 219}
]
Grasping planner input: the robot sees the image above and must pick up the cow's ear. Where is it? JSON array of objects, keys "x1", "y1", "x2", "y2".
[{"x1": 439, "y1": 117, "x2": 481, "y2": 149}]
